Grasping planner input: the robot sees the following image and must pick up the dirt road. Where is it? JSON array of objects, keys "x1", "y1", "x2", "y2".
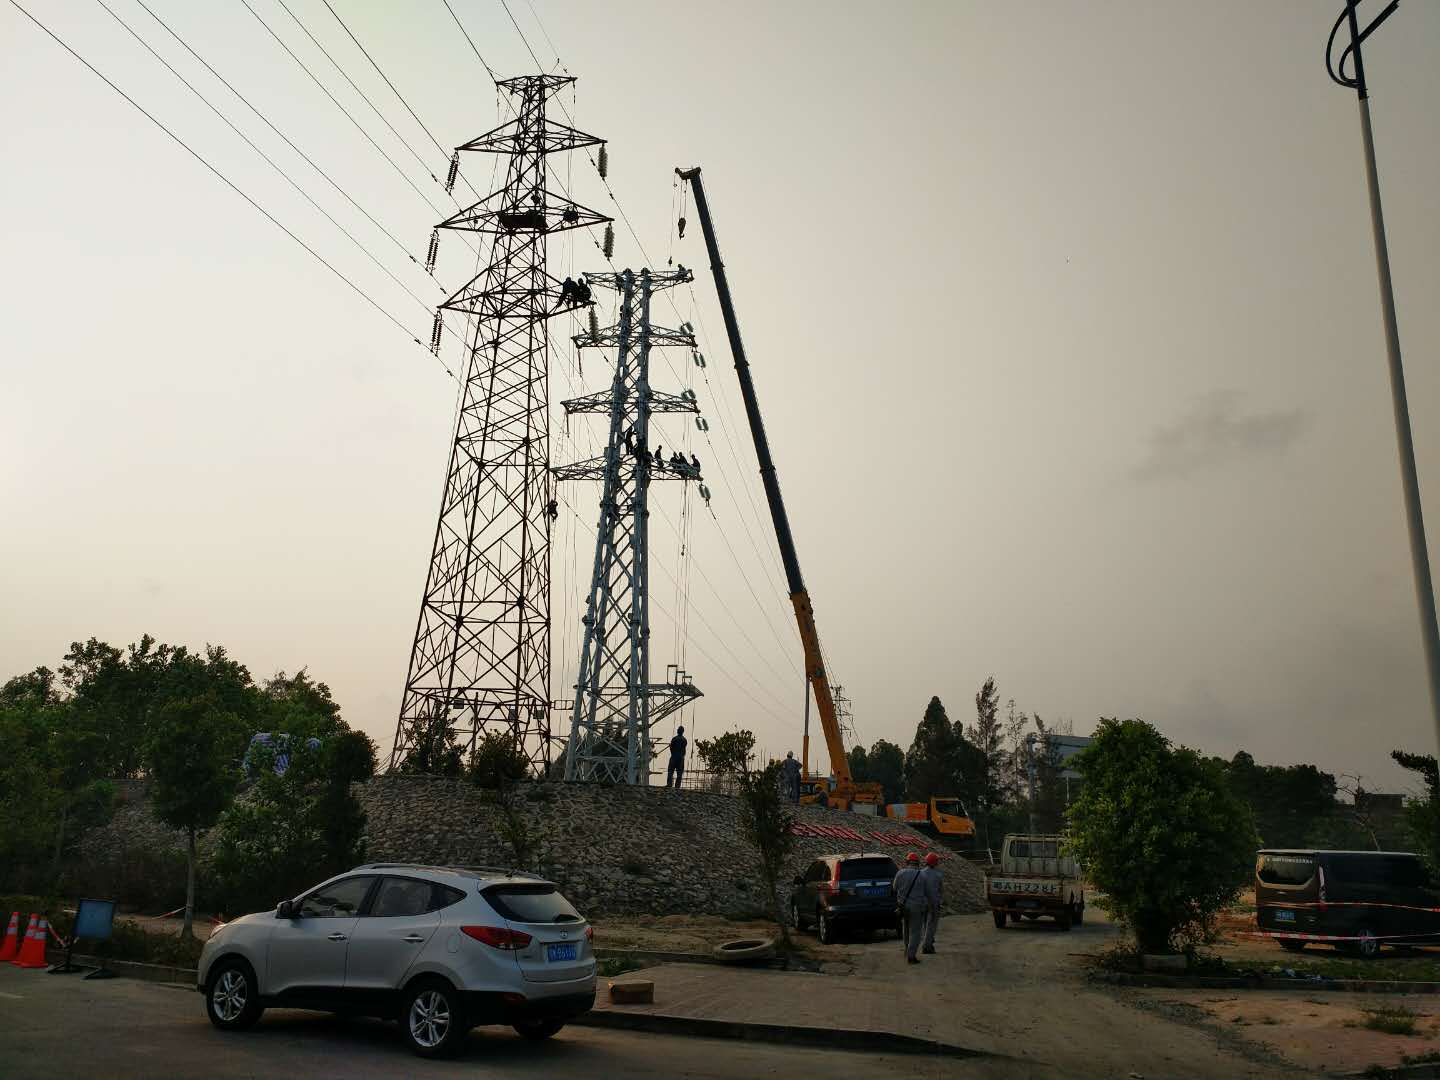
[{"x1": 844, "y1": 909, "x2": 1296, "y2": 1077}]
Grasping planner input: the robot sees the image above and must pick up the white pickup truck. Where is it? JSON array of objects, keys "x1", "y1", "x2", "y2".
[{"x1": 985, "y1": 834, "x2": 1085, "y2": 930}]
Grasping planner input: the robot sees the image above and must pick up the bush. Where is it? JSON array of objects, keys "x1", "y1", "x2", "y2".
[
  {"x1": 58, "y1": 845, "x2": 192, "y2": 913},
  {"x1": 1067, "y1": 718, "x2": 1258, "y2": 954},
  {"x1": 1362, "y1": 1003, "x2": 1418, "y2": 1036}
]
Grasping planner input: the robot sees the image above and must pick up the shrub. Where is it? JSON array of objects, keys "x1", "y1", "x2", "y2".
[
  {"x1": 1362, "y1": 1003, "x2": 1418, "y2": 1036},
  {"x1": 1067, "y1": 718, "x2": 1258, "y2": 954}
]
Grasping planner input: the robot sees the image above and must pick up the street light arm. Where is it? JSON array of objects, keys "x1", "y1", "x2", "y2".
[{"x1": 1326, "y1": 0, "x2": 1399, "y2": 94}]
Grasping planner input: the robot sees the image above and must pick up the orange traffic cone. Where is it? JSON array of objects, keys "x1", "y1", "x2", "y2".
[
  {"x1": 9, "y1": 915, "x2": 37, "y2": 966},
  {"x1": 0, "y1": 912, "x2": 19, "y2": 962},
  {"x1": 14, "y1": 915, "x2": 49, "y2": 969}
]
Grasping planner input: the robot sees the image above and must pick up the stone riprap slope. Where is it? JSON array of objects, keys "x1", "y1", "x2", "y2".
[{"x1": 358, "y1": 776, "x2": 988, "y2": 918}]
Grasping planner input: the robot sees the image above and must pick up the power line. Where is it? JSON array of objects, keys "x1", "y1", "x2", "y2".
[
  {"x1": 273, "y1": 0, "x2": 451, "y2": 198},
  {"x1": 320, "y1": 0, "x2": 479, "y2": 202},
  {"x1": 4, "y1": 0, "x2": 450, "y2": 375},
  {"x1": 440, "y1": 0, "x2": 497, "y2": 82},
  {"x1": 95, "y1": 0, "x2": 441, "y2": 321},
  {"x1": 238, "y1": 0, "x2": 451, "y2": 220},
  {"x1": 132, "y1": 0, "x2": 428, "y2": 274},
  {"x1": 498, "y1": 0, "x2": 544, "y2": 72}
]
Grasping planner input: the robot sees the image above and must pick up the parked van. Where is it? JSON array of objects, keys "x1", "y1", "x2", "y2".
[{"x1": 1254, "y1": 849, "x2": 1440, "y2": 957}]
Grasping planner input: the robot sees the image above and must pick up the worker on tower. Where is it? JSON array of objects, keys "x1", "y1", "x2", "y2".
[
  {"x1": 689, "y1": 453, "x2": 701, "y2": 475},
  {"x1": 894, "y1": 852, "x2": 927, "y2": 964},
  {"x1": 666, "y1": 725, "x2": 687, "y2": 790},
  {"x1": 781, "y1": 751, "x2": 801, "y2": 804},
  {"x1": 920, "y1": 851, "x2": 943, "y2": 954},
  {"x1": 653, "y1": 445, "x2": 665, "y2": 469}
]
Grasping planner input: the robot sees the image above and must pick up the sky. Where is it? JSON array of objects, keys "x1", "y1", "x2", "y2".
[{"x1": 3, "y1": 1, "x2": 1440, "y2": 793}]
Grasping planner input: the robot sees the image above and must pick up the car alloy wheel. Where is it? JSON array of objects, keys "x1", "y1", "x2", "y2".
[
  {"x1": 212, "y1": 969, "x2": 247, "y2": 1022},
  {"x1": 818, "y1": 911, "x2": 832, "y2": 944},
  {"x1": 1354, "y1": 928, "x2": 1379, "y2": 959},
  {"x1": 790, "y1": 899, "x2": 803, "y2": 929},
  {"x1": 205, "y1": 960, "x2": 263, "y2": 1031},
  {"x1": 409, "y1": 989, "x2": 452, "y2": 1050}
]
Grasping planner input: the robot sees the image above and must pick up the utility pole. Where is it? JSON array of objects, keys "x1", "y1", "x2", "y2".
[
  {"x1": 558, "y1": 267, "x2": 705, "y2": 784},
  {"x1": 1326, "y1": 1, "x2": 1440, "y2": 756},
  {"x1": 390, "y1": 75, "x2": 610, "y2": 774}
]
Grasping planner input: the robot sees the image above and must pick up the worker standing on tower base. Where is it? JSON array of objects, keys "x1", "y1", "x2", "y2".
[{"x1": 666, "y1": 725, "x2": 687, "y2": 790}]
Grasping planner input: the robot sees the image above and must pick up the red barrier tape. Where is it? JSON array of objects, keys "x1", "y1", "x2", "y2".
[
  {"x1": 1257, "y1": 900, "x2": 1440, "y2": 915},
  {"x1": 1242, "y1": 928, "x2": 1440, "y2": 943}
]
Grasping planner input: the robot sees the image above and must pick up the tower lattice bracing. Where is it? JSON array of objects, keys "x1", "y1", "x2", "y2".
[
  {"x1": 559, "y1": 268, "x2": 704, "y2": 784},
  {"x1": 391, "y1": 75, "x2": 609, "y2": 773}
]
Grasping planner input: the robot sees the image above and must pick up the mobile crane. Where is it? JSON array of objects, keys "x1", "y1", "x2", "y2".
[{"x1": 676, "y1": 166, "x2": 883, "y2": 813}]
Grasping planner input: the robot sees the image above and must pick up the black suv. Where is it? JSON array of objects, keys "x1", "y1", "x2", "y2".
[{"x1": 789, "y1": 853, "x2": 900, "y2": 943}]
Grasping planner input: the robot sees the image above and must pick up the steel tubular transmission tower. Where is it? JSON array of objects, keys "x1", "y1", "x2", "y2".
[
  {"x1": 390, "y1": 75, "x2": 609, "y2": 773},
  {"x1": 558, "y1": 268, "x2": 704, "y2": 784}
]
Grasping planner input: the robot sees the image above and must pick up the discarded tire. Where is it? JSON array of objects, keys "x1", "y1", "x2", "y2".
[
  {"x1": 713, "y1": 938, "x2": 776, "y2": 964},
  {"x1": 609, "y1": 979, "x2": 654, "y2": 1004}
]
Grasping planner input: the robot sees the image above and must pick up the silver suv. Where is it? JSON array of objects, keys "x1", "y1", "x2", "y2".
[{"x1": 197, "y1": 863, "x2": 596, "y2": 1057}]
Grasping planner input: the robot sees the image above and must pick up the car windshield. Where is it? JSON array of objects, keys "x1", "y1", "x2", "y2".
[{"x1": 933, "y1": 800, "x2": 964, "y2": 817}]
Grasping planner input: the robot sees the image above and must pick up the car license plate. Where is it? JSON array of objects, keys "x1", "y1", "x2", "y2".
[
  {"x1": 1015, "y1": 899, "x2": 1039, "y2": 909},
  {"x1": 547, "y1": 942, "x2": 577, "y2": 962},
  {"x1": 1274, "y1": 910, "x2": 1296, "y2": 923},
  {"x1": 861, "y1": 887, "x2": 887, "y2": 897}
]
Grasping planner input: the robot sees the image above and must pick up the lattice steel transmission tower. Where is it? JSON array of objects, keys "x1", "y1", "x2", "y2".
[
  {"x1": 558, "y1": 268, "x2": 704, "y2": 784},
  {"x1": 390, "y1": 74, "x2": 609, "y2": 773}
]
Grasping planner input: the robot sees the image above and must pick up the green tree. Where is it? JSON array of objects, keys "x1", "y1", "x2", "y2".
[
  {"x1": 213, "y1": 727, "x2": 377, "y2": 916},
  {"x1": 698, "y1": 729, "x2": 795, "y2": 948},
  {"x1": 905, "y1": 696, "x2": 959, "y2": 800},
  {"x1": 855, "y1": 739, "x2": 905, "y2": 803},
  {"x1": 147, "y1": 696, "x2": 249, "y2": 938},
  {"x1": 1067, "y1": 718, "x2": 1258, "y2": 953},
  {"x1": 967, "y1": 677, "x2": 1009, "y2": 851},
  {"x1": 1219, "y1": 751, "x2": 1338, "y2": 848},
  {"x1": 1392, "y1": 749, "x2": 1440, "y2": 874}
]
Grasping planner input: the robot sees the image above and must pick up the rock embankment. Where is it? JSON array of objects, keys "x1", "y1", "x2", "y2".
[
  {"x1": 77, "y1": 776, "x2": 990, "y2": 919},
  {"x1": 357, "y1": 776, "x2": 988, "y2": 918}
]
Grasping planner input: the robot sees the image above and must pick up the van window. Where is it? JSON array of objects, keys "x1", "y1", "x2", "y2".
[
  {"x1": 1256, "y1": 854, "x2": 1315, "y2": 886},
  {"x1": 1325, "y1": 853, "x2": 1428, "y2": 888}
]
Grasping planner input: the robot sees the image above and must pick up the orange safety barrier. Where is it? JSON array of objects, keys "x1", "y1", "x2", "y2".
[
  {"x1": 13, "y1": 914, "x2": 50, "y2": 969},
  {"x1": 0, "y1": 912, "x2": 19, "y2": 961}
]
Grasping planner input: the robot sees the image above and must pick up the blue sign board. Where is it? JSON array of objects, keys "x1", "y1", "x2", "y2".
[{"x1": 73, "y1": 898, "x2": 116, "y2": 942}]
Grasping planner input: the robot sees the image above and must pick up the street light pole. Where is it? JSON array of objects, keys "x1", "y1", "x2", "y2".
[{"x1": 1327, "y1": 0, "x2": 1440, "y2": 756}]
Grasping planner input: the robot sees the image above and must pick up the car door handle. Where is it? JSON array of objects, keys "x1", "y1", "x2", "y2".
[
  {"x1": 403, "y1": 934, "x2": 425, "y2": 943},
  {"x1": 327, "y1": 932, "x2": 347, "y2": 942}
]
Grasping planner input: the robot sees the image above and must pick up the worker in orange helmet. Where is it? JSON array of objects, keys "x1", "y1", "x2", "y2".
[
  {"x1": 893, "y1": 852, "x2": 926, "y2": 964},
  {"x1": 920, "y1": 851, "x2": 943, "y2": 954}
]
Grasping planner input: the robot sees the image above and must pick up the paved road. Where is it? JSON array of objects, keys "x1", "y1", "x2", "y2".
[
  {"x1": 0, "y1": 913, "x2": 1302, "y2": 1078},
  {"x1": 0, "y1": 963, "x2": 964, "y2": 1079}
]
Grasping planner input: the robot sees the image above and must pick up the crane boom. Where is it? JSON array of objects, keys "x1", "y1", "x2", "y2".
[{"x1": 676, "y1": 166, "x2": 858, "y2": 794}]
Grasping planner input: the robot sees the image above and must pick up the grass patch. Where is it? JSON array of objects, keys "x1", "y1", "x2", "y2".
[
  {"x1": 1361, "y1": 1003, "x2": 1419, "y2": 1036},
  {"x1": 595, "y1": 957, "x2": 644, "y2": 978}
]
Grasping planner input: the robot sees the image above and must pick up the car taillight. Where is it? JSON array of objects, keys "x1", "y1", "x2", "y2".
[
  {"x1": 585, "y1": 926, "x2": 594, "y2": 941},
  {"x1": 461, "y1": 925, "x2": 533, "y2": 950}
]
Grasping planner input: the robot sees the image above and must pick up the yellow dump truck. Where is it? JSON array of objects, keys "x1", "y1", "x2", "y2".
[{"x1": 883, "y1": 797, "x2": 977, "y2": 851}]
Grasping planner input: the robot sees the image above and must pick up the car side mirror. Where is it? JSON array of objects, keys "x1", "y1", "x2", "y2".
[{"x1": 276, "y1": 899, "x2": 296, "y2": 919}]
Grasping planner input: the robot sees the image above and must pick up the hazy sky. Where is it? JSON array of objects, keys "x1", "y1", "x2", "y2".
[{"x1": 4, "y1": 2, "x2": 1439, "y2": 792}]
